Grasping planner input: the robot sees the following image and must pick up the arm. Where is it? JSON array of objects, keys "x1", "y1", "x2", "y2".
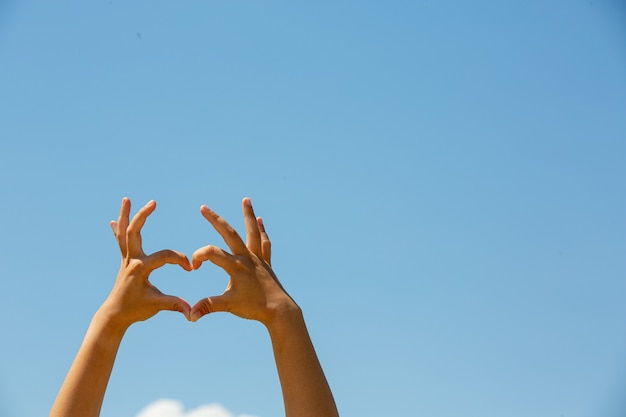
[
  {"x1": 190, "y1": 198, "x2": 339, "y2": 417},
  {"x1": 49, "y1": 198, "x2": 192, "y2": 417}
]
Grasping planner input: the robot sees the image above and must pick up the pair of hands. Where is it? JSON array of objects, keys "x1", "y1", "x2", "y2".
[{"x1": 100, "y1": 197, "x2": 296, "y2": 332}]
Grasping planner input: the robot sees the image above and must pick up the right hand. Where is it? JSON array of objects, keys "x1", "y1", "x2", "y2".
[{"x1": 189, "y1": 198, "x2": 299, "y2": 326}]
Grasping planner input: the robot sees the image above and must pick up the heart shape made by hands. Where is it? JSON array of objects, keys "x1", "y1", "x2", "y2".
[{"x1": 109, "y1": 197, "x2": 277, "y2": 325}]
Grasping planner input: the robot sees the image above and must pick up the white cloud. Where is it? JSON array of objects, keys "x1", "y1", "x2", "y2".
[{"x1": 136, "y1": 399, "x2": 258, "y2": 417}]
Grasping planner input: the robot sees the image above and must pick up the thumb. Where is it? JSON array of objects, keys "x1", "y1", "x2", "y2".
[
  {"x1": 155, "y1": 294, "x2": 191, "y2": 320},
  {"x1": 190, "y1": 294, "x2": 231, "y2": 322}
]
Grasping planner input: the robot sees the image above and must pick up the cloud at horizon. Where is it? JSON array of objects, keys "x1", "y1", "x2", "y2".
[{"x1": 135, "y1": 399, "x2": 258, "y2": 417}]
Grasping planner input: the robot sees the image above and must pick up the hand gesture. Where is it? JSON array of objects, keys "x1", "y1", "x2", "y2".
[
  {"x1": 190, "y1": 198, "x2": 298, "y2": 326},
  {"x1": 100, "y1": 198, "x2": 192, "y2": 330}
]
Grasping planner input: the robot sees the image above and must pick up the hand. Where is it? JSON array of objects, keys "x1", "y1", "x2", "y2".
[
  {"x1": 99, "y1": 198, "x2": 192, "y2": 330},
  {"x1": 190, "y1": 197, "x2": 299, "y2": 326}
]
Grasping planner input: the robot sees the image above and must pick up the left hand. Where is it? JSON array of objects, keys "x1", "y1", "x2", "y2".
[{"x1": 99, "y1": 198, "x2": 192, "y2": 330}]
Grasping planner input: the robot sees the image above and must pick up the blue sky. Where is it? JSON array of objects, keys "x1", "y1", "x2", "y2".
[{"x1": 1, "y1": 1, "x2": 625, "y2": 416}]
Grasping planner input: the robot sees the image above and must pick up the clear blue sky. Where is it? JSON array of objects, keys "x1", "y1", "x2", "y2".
[{"x1": 1, "y1": 1, "x2": 625, "y2": 416}]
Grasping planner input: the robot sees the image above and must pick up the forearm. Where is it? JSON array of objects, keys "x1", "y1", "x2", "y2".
[
  {"x1": 190, "y1": 198, "x2": 339, "y2": 416},
  {"x1": 267, "y1": 306, "x2": 339, "y2": 417},
  {"x1": 49, "y1": 309, "x2": 127, "y2": 417},
  {"x1": 50, "y1": 197, "x2": 192, "y2": 417}
]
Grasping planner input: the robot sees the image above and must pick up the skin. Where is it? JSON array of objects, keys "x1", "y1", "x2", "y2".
[
  {"x1": 49, "y1": 197, "x2": 339, "y2": 417},
  {"x1": 191, "y1": 197, "x2": 340, "y2": 417},
  {"x1": 49, "y1": 198, "x2": 192, "y2": 417}
]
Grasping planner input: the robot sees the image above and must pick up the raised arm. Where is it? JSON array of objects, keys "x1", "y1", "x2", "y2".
[
  {"x1": 49, "y1": 198, "x2": 192, "y2": 417},
  {"x1": 190, "y1": 198, "x2": 339, "y2": 417}
]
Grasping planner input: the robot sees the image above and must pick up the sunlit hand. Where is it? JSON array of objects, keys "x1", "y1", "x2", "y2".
[
  {"x1": 190, "y1": 197, "x2": 298, "y2": 326},
  {"x1": 100, "y1": 198, "x2": 192, "y2": 330}
]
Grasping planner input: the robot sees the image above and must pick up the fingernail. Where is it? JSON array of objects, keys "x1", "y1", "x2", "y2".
[
  {"x1": 190, "y1": 311, "x2": 202, "y2": 322},
  {"x1": 244, "y1": 197, "x2": 252, "y2": 208}
]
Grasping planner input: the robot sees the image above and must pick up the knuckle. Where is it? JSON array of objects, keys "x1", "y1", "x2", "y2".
[
  {"x1": 127, "y1": 258, "x2": 146, "y2": 273},
  {"x1": 196, "y1": 246, "x2": 216, "y2": 261},
  {"x1": 197, "y1": 299, "x2": 212, "y2": 315},
  {"x1": 126, "y1": 223, "x2": 141, "y2": 235},
  {"x1": 160, "y1": 249, "x2": 176, "y2": 260},
  {"x1": 233, "y1": 256, "x2": 252, "y2": 271}
]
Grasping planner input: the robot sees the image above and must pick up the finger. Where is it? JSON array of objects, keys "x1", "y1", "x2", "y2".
[
  {"x1": 154, "y1": 293, "x2": 192, "y2": 319},
  {"x1": 109, "y1": 220, "x2": 117, "y2": 233},
  {"x1": 113, "y1": 198, "x2": 130, "y2": 256},
  {"x1": 144, "y1": 249, "x2": 192, "y2": 272},
  {"x1": 189, "y1": 294, "x2": 231, "y2": 322},
  {"x1": 127, "y1": 200, "x2": 156, "y2": 257},
  {"x1": 199, "y1": 205, "x2": 248, "y2": 255},
  {"x1": 110, "y1": 220, "x2": 122, "y2": 257},
  {"x1": 242, "y1": 197, "x2": 262, "y2": 258},
  {"x1": 191, "y1": 245, "x2": 236, "y2": 272},
  {"x1": 257, "y1": 217, "x2": 271, "y2": 265}
]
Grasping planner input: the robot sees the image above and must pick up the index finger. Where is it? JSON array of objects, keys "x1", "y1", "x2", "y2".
[
  {"x1": 144, "y1": 249, "x2": 192, "y2": 272},
  {"x1": 243, "y1": 197, "x2": 262, "y2": 258},
  {"x1": 200, "y1": 205, "x2": 248, "y2": 255},
  {"x1": 127, "y1": 200, "x2": 156, "y2": 257}
]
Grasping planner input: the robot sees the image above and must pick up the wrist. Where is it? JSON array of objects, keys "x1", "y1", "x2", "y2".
[
  {"x1": 92, "y1": 303, "x2": 132, "y2": 338},
  {"x1": 264, "y1": 300, "x2": 305, "y2": 335}
]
